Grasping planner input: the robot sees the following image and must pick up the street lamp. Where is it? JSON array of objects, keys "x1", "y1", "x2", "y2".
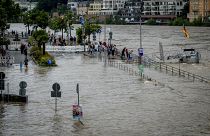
[{"x1": 138, "y1": 0, "x2": 144, "y2": 76}]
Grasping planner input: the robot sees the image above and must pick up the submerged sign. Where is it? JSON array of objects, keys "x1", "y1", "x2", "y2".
[{"x1": 72, "y1": 104, "x2": 83, "y2": 120}]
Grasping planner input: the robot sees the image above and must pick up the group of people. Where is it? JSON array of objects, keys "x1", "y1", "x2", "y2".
[
  {"x1": 121, "y1": 47, "x2": 133, "y2": 60},
  {"x1": 49, "y1": 33, "x2": 77, "y2": 46}
]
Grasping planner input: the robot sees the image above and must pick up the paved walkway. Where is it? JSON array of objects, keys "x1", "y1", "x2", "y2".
[{"x1": 8, "y1": 50, "x2": 26, "y2": 64}]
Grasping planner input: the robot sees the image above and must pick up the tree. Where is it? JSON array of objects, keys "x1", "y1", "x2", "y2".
[
  {"x1": 35, "y1": 11, "x2": 49, "y2": 29},
  {"x1": 0, "y1": 0, "x2": 21, "y2": 31},
  {"x1": 23, "y1": 10, "x2": 49, "y2": 32},
  {"x1": 23, "y1": 11, "x2": 33, "y2": 34},
  {"x1": 32, "y1": 30, "x2": 48, "y2": 55},
  {"x1": 181, "y1": 1, "x2": 189, "y2": 19},
  {"x1": 84, "y1": 21, "x2": 101, "y2": 44},
  {"x1": 76, "y1": 19, "x2": 102, "y2": 45},
  {"x1": 0, "y1": 0, "x2": 21, "y2": 52},
  {"x1": 36, "y1": 0, "x2": 57, "y2": 12},
  {"x1": 50, "y1": 16, "x2": 67, "y2": 39},
  {"x1": 76, "y1": 27, "x2": 83, "y2": 44},
  {"x1": 64, "y1": 11, "x2": 75, "y2": 44},
  {"x1": 36, "y1": 0, "x2": 68, "y2": 13}
]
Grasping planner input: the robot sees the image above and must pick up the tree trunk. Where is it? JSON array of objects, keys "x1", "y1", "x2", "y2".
[
  {"x1": 43, "y1": 43, "x2": 45, "y2": 55},
  {"x1": 62, "y1": 28, "x2": 63, "y2": 40},
  {"x1": 38, "y1": 44, "x2": 41, "y2": 51},
  {"x1": 27, "y1": 24, "x2": 30, "y2": 35}
]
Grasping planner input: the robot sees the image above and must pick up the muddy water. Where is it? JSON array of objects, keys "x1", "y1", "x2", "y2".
[{"x1": 0, "y1": 24, "x2": 210, "y2": 136}]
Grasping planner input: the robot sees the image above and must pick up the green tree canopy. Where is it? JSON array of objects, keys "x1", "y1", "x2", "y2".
[
  {"x1": 49, "y1": 16, "x2": 67, "y2": 32},
  {"x1": 32, "y1": 30, "x2": 48, "y2": 47},
  {"x1": 0, "y1": 0, "x2": 21, "y2": 31},
  {"x1": 36, "y1": 0, "x2": 67, "y2": 13},
  {"x1": 23, "y1": 10, "x2": 49, "y2": 30},
  {"x1": 181, "y1": 1, "x2": 189, "y2": 19}
]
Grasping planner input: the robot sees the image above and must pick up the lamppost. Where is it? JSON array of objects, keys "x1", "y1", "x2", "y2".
[
  {"x1": 138, "y1": 0, "x2": 144, "y2": 76},
  {"x1": 79, "y1": 15, "x2": 85, "y2": 51}
]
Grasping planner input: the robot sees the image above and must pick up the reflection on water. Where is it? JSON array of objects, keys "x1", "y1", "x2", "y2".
[{"x1": 0, "y1": 24, "x2": 210, "y2": 136}]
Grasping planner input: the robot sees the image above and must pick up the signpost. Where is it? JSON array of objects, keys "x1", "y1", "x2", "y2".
[
  {"x1": 51, "y1": 83, "x2": 61, "y2": 112},
  {"x1": 73, "y1": 83, "x2": 83, "y2": 120},
  {"x1": 109, "y1": 31, "x2": 113, "y2": 45},
  {"x1": 19, "y1": 81, "x2": 27, "y2": 96},
  {"x1": 138, "y1": 48, "x2": 143, "y2": 57},
  {"x1": 0, "y1": 72, "x2": 5, "y2": 99},
  {"x1": 93, "y1": 32, "x2": 96, "y2": 41},
  {"x1": 138, "y1": 48, "x2": 144, "y2": 76}
]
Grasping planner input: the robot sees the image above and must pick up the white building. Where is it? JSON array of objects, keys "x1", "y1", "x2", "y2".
[
  {"x1": 143, "y1": 0, "x2": 187, "y2": 16},
  {"x1": 88, "y1": 0, "x2": 128, "y2": 15}
]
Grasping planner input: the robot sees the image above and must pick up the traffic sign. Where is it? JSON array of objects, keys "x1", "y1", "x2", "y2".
[
  {"x1": 52, "y1": 83, "x2": 60, "y2": 92},
  {"x1": 138, "y1": 48, "x2": 143, "y2": 56},
  {"x1": 51, "y1": 91, "x2": 61, "y2": 97},
  {"x1": 0, "y1": 72, "x2": 5, "y2": 79},
  {"x1": 19, "y1": 81, "x2": 27, "y2": 89}
]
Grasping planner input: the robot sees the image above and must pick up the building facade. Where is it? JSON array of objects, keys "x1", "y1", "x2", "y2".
[
  {"x1": 88, "y1": 0, "x2": 127, "y2": 15},
  {"x1": 188, "y1": 0, "x2": 210, "y2": 22},
  {"x1": 119, "y1": 0, "x2": 187, "y2": 23}
]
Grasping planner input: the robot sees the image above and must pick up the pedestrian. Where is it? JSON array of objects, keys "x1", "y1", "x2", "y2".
[
  {"x1": 20, "y1": 43, "x2": 25, "y2": 54},
  {"x1": 121, "y1": 47, "x2": 126, "y2": 59},
  {"x1": 24, "y1": 46, "x2": 27, "y2": 57},
  {"x1": 73, "y1": 36, "x2": 76, "y2": 45},
  {"x1": 24, "y1": 58, "x2": 28, "y2": 68}
]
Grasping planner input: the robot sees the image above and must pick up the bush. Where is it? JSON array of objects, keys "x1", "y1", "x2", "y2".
[
  {"x1": 29, "y1": 46, "x2": 56, "y2": 66},
  {"x1": 190, "y1": 17, "x2": 203, "y2": 26},
  {"x1": 169, "y1": 17, "x2": 190, "y2": 26},
  {"x1": 39, "y1": 53, "x2": 56, "y2": 66},
  {"x1": 28, "y1": 36, "x2": 37, "y2": 46},
  {"x1": 145, "y1": 19, "x2": 156, "y2": 25}
]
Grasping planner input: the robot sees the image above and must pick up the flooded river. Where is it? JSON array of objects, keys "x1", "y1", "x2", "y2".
[{"x1": 0, "y1": 24, "x2": 210, "y2": 136}]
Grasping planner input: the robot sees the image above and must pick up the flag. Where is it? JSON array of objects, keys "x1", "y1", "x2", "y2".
[{"x1": 181, "y1": 25, "x2": 190, "y2": 38}]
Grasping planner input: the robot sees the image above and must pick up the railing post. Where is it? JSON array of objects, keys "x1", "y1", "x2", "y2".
[
  {"x1": 172, "y1": 67, "x2": 173, "y2": 75},
  {"x1": 160, "y1": 63, "x2": 161, "y2": 71}
]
